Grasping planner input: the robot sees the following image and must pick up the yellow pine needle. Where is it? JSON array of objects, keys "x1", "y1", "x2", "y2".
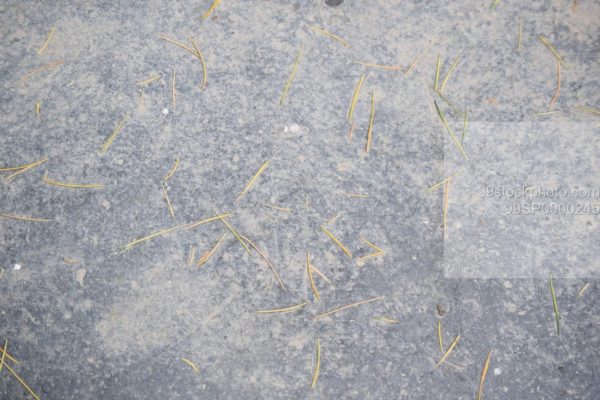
[
  {"x1": 572, "y1": 0, "x2": 579, "y2": 12},
  {"x1": 434, "y1": 100, "x2": 468, "y2": 160},
  {"x1": 181, "y1": 358, "x2": 200, "y2": 375},
  {"x1": 314, "y1": 296, "x2": 385, "y2": 320},
  {"x1": 439, "y1": 54, "x2": 461, "y2": 95},
  {"x1": 187, "y1": 245, "x2": 196, "y2": 266},
  {"x1": 320, "y1": 225, "x2": 352, "y2": 258},
  {"x1": 326, "y1": 213, "x2": 340, "y2": 225},
  {"x1": 138, "y1": 90, "x2": 145, "y2": 111},
  {"x1": 575, "y1": 106, "x2": 600, "y2": 115},
  {"x1": 437, "y1": 320, "x2": 443, "y2": 352},
  {"x1": 309, "y1": 26, "x2": 350, "y2": 47},
  {"x1": 163, "y1": 157, "x2": 180, "y2": 182},
  {"x1": 434, "y1": 54, "x2": 441, "y2": 91},
  {"x1": 550, "y1": 274, "x2": 560, "y2": 335},
  {"x1": 311, "y1": 338, "x2": 321, "y2": 388},
  {"x1": 443, "y1": 179, "x2": 450, "y2": 236},
  {"x1": 358, "y1": 237, "x2": 384, "y2": 261},
  {"x1": 241, "y1": 235, "x2": 286, "y2": 291},
  {"x1": 352, "y1": 61, "x2": 403, "y2": 70},
  {"x1": 490, "y1": 0, "x2": 501, "y2": 9},
  {"x1": 345, "y1": 193, "x2": 369, "y2": 198},
  {"x1": 518, "y1": 19, "x2": 523, "y2": 50},
  {"x1": 161, "y1": 182, "x2": 175, "y2": 220},
  {"x1": 435, "y1": 334, "x2": 461, "y2": 367},
  {"x1": 2, "y1": 362, "x2": 40, "y2": 400},
  {"x1": 198, "y1": 233, "x2": 227, "y2": 266},
  {"x1": 310, "y1": 264, "x2": 331, "y2": 284},
  {"x1": 549, "y1": 60, "x2": 561, "y2": 107},
  {"x1": 427, "y1": 173, "x2": 458, "y2": 192},
  {"x1": 539, "y1": 36, "x2": 565, "y2": 66},
  {"x1": 256, "y1": 302, "x2": 307, "y2": 314},
  {"x1": 435, "y1": 91, "x2": 465, "y2": 117},
  {"x1": 0, "y1": 340, "x2": 7, "y2": 373},
  {"x1": 403, "y1": 55, "x2": 420, "y2": 77},
  {"x1": 347, "y1": 73, "x2": 366, "y2": 122},
  {"x1": 157, "y1": 35, "x2": 198, "y2": 56},
  {"x1": 37, "y1": 27, "x2": 55, "y2": 55},
  {"x1": 263, "y1": 204, "x2": 291, "y2": 212},
  {"x1": 43, "y1": 175, "x2": 104, "y2": 189},
  {"x1": 533, "y1": 110, "x2": 560, "y2": 116},
  {"x1": 365, "y1": 90, "x2": 375, "y2": 153},
  {"x1": 279, "y1": 43, "x2": 304, "y2": 105},
  {"x1": 216, "y1": 214, "x2": 250, "y2": 253},
  {"x1": 99, "y1": 113, "x2": 129, "y2": 154},
  {"x1": 0, "y1": 345, "x2": 20, "y2": 365},
  {"x1": 307, "y1": 252, "x2": 320, "y2": 300},
  {"x1": 137, "y1": 75, "x2": 161, "y2": 85},
  {"x1": 187, "y1": 35, "x2": 208, "y2": 89},
  {"x1": 347, "y1": 121, "x2": 355, "y2": 139},
  {"x1": 374, "y1": 316, "x2": 399, "y2": 323},
  {"x1": 201, "y1": 0, "x2": 222, "y2": 20},
  {"x1": 461, "y1": 109, "x2": 469, "y2": 145},
  {"x1": 172, "y1": 68, "x2": 176, "y2": 108},
  {"x1": 0, "y1": 157, "x2": 48, "y2": 172},
  {"x1": 477, "y1": 351, "x2": 493, "y2": 400},
  {"x1": 62, "y1": 258, "x2": 79, "y2": 264},
  {"x1": 578, "y1": 283, "x2": 590, "y2": 297},
  {"x1": 19, "y1": 60, "x2": 63, "y2": 81},
  {"x1": 122, "y1": 213, "x2": 229, "y2": 251},
  {"x1": 35, "y1": 101, "x2": 41, "y2": 117},
  {"x1": 0, "y1": 212, "x2": 52, "y2": 222},
  {"x1": 236, "y1": 160, "x2": 270, "y2": 201}
]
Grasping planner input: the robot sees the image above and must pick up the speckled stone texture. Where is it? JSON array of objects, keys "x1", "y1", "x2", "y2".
[{"x1": 0, "y1": 1, "x2": 599, "y2": 399}]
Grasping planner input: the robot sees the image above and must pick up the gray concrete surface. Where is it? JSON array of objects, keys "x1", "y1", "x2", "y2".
[{"x1": 0, "y1": 0, "x2": 599, "y2": 399}]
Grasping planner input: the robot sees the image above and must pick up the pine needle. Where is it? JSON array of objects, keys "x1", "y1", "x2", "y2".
[
  {"x1": 171, "y1": 68, "x2": 176, "y2": 108},
  {"x1": 198, "y1": 233, "x2": 227, "y2": 266},
  {"x1": 138, "y1": 90, "x2": 145, "y2": 112},
  {"x1": 539, "y1": 36, "x2": 565, "y2": 66},
  {"x1": 345, "y1": 193, "x2": 369, "y2": 198},
  {"x1": 365, "y1": 90, "x2": 375, "y2": 153},
  {"x1": 0, "y1": 212, "x2": 52, "y2": 222},
  {"x1": 99, "y1": 113, "x2": 129, "y2": 154},
  {"x1": 549, "y1": 60, "x2": 561, "y2": 107},
  {"x1": 461, "y1": 109, "x2": 469, "y2": 145},
  {"x1": 311, "y1": 338, "x2": 321, "y2": 388},
  {"x1": 550, "y1": 274, "x2": 560, "y2": 335},
  {"x1": 161, "y1": 182, "x2": 175, "y2": 220},
  {"x1": 403, "y1": 54, "x2": 420, "y2": 77},
  {"x1": 435, "y1": 91, "x2": 465, "y2": 117},
  {"x1": 187, "y1": 35, "x2": 208, "y2": 89},
  {"x1": 320, "y1": 225, "x2": 352, "y2": 258},
  {"x1": 157, "y1": 35, "x2": 198, "y2": 56},
  {"x1": 280, "y1": 43, "x2": 304, "y2": 105},
  {"x1": 435, "y1": 334, "x2": 461, "y2": 367},
  {"x1": 434, "y1": 100, "x2": 468, "y2": 160},
  {"x1": 326, "y1": 213, "x2": 340, "y2": 225},
  {"x1": 187, "y1": 245, "x2": 196, "y2": 266},
  {"x1": 309, "y1": 26, "x2": 350, "y2": 48},
  {"x1": 517, "y1": 19, "x2": 523, "y2": 50},
  {"x1": 236, "y1": 160, "x2": 270, "y2": 201},
  {"x1": 35, "y1": 101, "x2": 41, "y2": 117},
  {"x1": 181, "y1": 358, "x2": 200, "y2": 374},
  {"x1": 490, "y1": 0, "x2": 501, "y2": 9},
  {"x1": 0, "y1": 157, "x2": 48, "y2": 173},
  {"x1": 2, "y1": 362, "x2": 40, "y2": 400},
  {"x1": 575, "y1": 106, "x2": 600, "y2": 115},
  {"x1": 136, "y1": 75, "x2": 161, "y2": 85},
  {"x1": 0, "y1": 340, "x2": 7, "y2": 373},
  {"x1": 37, "y1": 27, "x2": 56, "y2": 55},
  {"x1": 357, "y1": 237, "x2": 384, "y2": 261},
  {"x1": 241, "y1": 235, "x2": 286, "y2": 291},
  {"x1": 186, "y1": 213, "x2": 232, "y2": 230},
  {"x1": 533, "y1": 110, "x2": 560, "y2": 116},
  {"x1": 256, "y1": 302, "x2": 307, "y2": 314},
  {"x1": 43, "y1": 175, "x2": 104, "y2": 189},
  {"x1": 216, "y1": 214, "x2": 251, "y2": 253},
  {"x1": 439, "y1": 54, "x2": 461, "y2": 95},
  {"x1": 163, "y1": 156, "x2": 180, "y2": 182},
  {"x1": 347, "y1": 74, "x2": 366, "y2": 122},
  {"x1": 428, "y1": 173, "x2": 458, "y2": 192},
  {"x1": 310, "y1": 264, "x2": 331, "y2": 284},
  {"x1": 19, "y1": 60, "x2": 63, "y2": 81},
  {"x1": 437, "y1": 320, "x2": 443, "y2": 352},
  {"x1": 434, "y1": 54, "x2": 441, "y2": 91},
  {"x1": 0, "y1": 343, "x2": 19, "y2": 365},
  {"x1": 347, "y1": 121, "x2": 355, "y2": 139},
  {"x1": 307, "y1": 252, "x2": 320, "y2": 301},
  {"x1": 477, "y1": 351, "x2": 493, "y2": 400},
  {"x1": 374, "y1": 316, "x2": 399, "y2": 323},
  {"x1": 314, "y1": 296, "x2": 384, "y2": 320},
  {"x1": 352, "y1": 61, "x2": 402, "y2": 70},
  {"x1": 577, "y1": 283, "x2": 590, "y2": 297},
  {"x1": 263, "y1": 204, "x2": 291, "y2": 212},
  {"x1": 201, "y1": 0, "x2": 222, "y2": 20}
]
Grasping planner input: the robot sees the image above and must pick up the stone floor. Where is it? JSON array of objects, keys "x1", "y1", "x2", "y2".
[{"x1": 0, "y1": 1, "x2": 598, "y2": 399}]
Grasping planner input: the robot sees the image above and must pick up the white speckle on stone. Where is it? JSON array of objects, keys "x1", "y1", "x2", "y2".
[
  {"x1": 494, "y1": 368, "x2": 502, "y2": 375},
  {"x1": 76, "y1": 268, "x2": 87, "y2": 287},
  {"x1": 101, "y1": 200, "x2": 111, "y2": 210},
  {"x1": 162, "y1": 108, "x2": 169, "y2": 115},
  {"x1": 14, "y1": 264, "x2": 21, "y2": 270}
]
